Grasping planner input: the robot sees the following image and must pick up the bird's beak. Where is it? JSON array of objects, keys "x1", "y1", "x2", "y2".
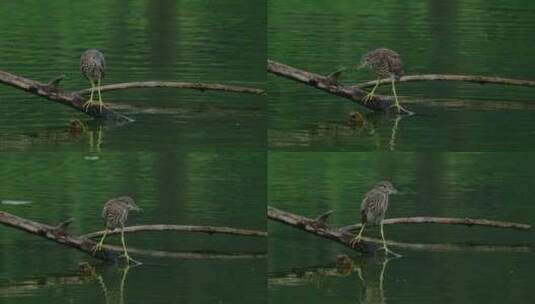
[{"x1": 391, "y1": 188, "x2": 399, "y2": 194}]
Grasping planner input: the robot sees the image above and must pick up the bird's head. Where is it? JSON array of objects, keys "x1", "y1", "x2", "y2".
[
  {"x1": 375, "y1": 181, "x2": 398, "y2": 194},
  {"x1": 119, "y1": 196, "x2": 141, "y2": 212}
]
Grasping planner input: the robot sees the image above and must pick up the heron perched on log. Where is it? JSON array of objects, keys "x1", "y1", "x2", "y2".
[
  {"x1": 350, "y1": 181, "x2": 401, "y2": 257},
  {"x1": 80, "y1": 49, "x2": 106, "y2": 112},
  {"x1": 92, "y1": 196, "x2": 141, "y2": 263},
  {"x1": 358, "y1": 48, "x2": 405, "y2": 113}
]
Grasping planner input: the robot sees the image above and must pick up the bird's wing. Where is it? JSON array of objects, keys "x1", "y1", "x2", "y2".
[{"x1": 360, "y1": 189, "x2": 386, "y2": 222}]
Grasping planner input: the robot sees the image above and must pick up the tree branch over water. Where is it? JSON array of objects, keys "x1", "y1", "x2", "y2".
[
  {"x1": 339, "y1": 216, "x2": 531, "y2": 231},
  {"x1": 81, "y1": 224, "x2": 267, "y2": 239},
  {"x1": 267, "y1": 60, "x2": 409, "y2": 114},
  {"x1": 268, "y1": 206, "x2": 532, "y2": 255},
  {"x1": 0, "y1": 211, "x2": 266, "y2": 265},
  {"x1": 76, "y1": 81, "x2": 264, "y2": 96},
  {"x1": 356, "y1": 74, "x2": 535, "y2": 89}
]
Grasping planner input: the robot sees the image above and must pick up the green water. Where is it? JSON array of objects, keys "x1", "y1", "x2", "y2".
[
  {"x1": 2, "y1": 0, "x2": 535, "y2": 303},
  {"x1": 0, "y1": 152, "x2": 266, "y2": 303},
  {"x1": 0, "y1": 0, "x2": 265, "y2": 152},
  {"x1": 268, "y1": 0, "x2": 535, "y2": 151},
  {"x1": 268, "y1": 153, "x2": 535, "y2": 304}
]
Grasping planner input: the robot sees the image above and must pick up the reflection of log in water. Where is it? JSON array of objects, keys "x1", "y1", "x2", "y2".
[{"x1": 268, "y1": 255, "x2": 393, "y2": 304}]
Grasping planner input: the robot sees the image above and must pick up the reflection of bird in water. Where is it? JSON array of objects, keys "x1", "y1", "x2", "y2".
[
  {"x1": 358, "y1": 48, "x2": 405, "y2": 113},
  {"x1": 358, "y1": 258, "x2": 392, "y2": 304},
  {"x1": 92, "y1": 197, "x2": 141, "y2": 264},
  {"x1": 80, "y1": 49, "x2": 106, "y2": 112},
  {"x1": 95, "y1": 266, "x2": 131, "y2": 304},
  {"x1": 350, "y1": 181, "x2": 401, "y2": 257}
]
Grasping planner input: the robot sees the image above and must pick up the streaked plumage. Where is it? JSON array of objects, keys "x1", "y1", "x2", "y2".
[
  {"x1": 360, "y1": 181, "x2": 394, "y2": 226},
  {"x1": 358, "y1": 48, "x2": 409, "y2": 114},
  {"x1": 93, "y1": 196, "x2": 141, "y2": 263},
  {"x1": 359, "y1": 48, "x2": 404, "y2": 79},
  {"x1": 102, "y1": 196, "x2": 138, "y2": 229},
  {"x1": 80, "y1": 49, "x2": 106, "y2": 111},
  {"x1": 80, "y1": 49, "x2": 106, "y2": 81},
  {"x1": 350, "y1": 181, "x2": 401, "y2": 257}
]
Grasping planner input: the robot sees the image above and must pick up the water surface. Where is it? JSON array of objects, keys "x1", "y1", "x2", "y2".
[
  {"x1": 0, "y1": 152, "x2": 266, "y2": 303},
  {"x1": 268, "y1": 152, "x2": 535, "y2": 303},
  {"x1": 268, "y1": 0, "x2": 535, "y2": 151},
  {"x1": 0, "y1": 0, "x2": 265, "y2": 152}
]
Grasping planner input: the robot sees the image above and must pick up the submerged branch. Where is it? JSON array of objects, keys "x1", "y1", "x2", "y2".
[
  {"x1": 340, "y1": 216, "x2": 531, "y2": 232},
  {"x1": 76, "y1": 81, "x2": 265, "y2": 96},
  {"x1": 81, "y1": 224, "x2": 268, "y2": 239},
  {"x1": 357, "y1": 74, "x2": 535, "y2": 89}
]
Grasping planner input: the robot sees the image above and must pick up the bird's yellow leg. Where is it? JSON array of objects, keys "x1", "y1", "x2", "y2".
[
  {"x1": 92, "y1": 229, "x2": 108, "y2": 254},
  {"x1": 97, "y1": 77, "x2": 104, "y2": 112},
  {"x1": 83, "y1": 80, "x2": 97, "y2": 110},
  {"x1": 120, "y1": 228, "x2": 132, "y2": 263},
  {"x1": 363, "y1": 78, "x2": 380, "y2": 103},
  {"x1": 388, "y1": 78, "x2": 414, "y2": 115},
  {"x1": 350, "y1": 223, "x2": 366, "y2": 247},
  {"x1": 379, "y1": 222, "x2": 401, "y2": 257}
]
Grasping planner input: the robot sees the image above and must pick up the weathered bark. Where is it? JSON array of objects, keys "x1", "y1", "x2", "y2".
[
  {"x1": 357, "y1": 74, "x2": 535, "y2": 89},
  {"x1": 0, "y1": 211, "x2": 267, "y2": 265},
  {"x1": 0, "y1": 70, "x2": 133, "y2": 124},
  {"x1": 0, "y1": 69, "x2": 264, "y2": 124},
  {"x1": 267, "y1": 60, "x2": 412, "y2": 114},
  {"x1": 267, "y1": 206, "x2": 379, "y2": 254},
  {"x1": 340, "y1": 216, "x2": 531, "y2": 232},
  {"x1": 267, "y1": 206, "x2": 533, "y2": 255},
  {"x1": 0, "y1": 211, "x2": 129, "y2": 264},
  {"x1": 76, "y1": 81, "x2": 264, "y2": 96},
  {"x1": 81, "y1": 224, "x2": 268, "y2": 239}
]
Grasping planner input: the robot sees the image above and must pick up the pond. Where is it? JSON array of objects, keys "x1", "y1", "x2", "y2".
[
  {"x1": 0, "y1": 152, "x2": 266, "y2": 303},
  {"x1": 268, "y1": 152, "x2": 535, "y2": 303},
  {"x1": 0, "y1": 0, "x2": 265, "y2": 152},
  {"x1": 268, "y1": 0, "x2": 535, "y2": 151}
]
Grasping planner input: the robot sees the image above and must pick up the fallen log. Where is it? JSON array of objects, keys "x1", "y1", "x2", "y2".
[
  {"x1": 267, "y1": 206, "x2": 533, "y2": 255},
  {"x1": 0, "y1": 69, "x2": 264, "y2": 124},
  {"x1": 0, "y1": 211, "x2": 267, "y2": 265},
  {"x1": 267, "y1": 206, "x2": 379, "y2": 254},
  {"x1": 356, "y1": 74, "x2": 535, "y2": 89},
  {"x1": 0, "y1": 70, "x2": 132, "y2": 124},
  {"x1": 267, "y1": 60, "x2": 413, "y2": 114},
  {"x1": 339, "y1": 216, "x2": 531, "y2": 232},
  {"x1": 81, "y1": 224, "x2": 268, "y2": 239}
]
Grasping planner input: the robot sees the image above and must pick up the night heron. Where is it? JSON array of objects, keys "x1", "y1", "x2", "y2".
[
  {"x1": 358, "y1": 48, "x2": 404, "y2": 113},
  {"x1": 80, "y1": 49, "x2": 106, "y2": 112},
  {"x1": 350, "y1": 181, "x2": 400, "y2": 257},
  {"x1": 92, "y1": 196, "x2": 141, "y2": 263}
]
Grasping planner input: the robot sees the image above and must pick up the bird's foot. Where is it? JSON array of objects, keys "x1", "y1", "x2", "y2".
[
  {"x1": 83, "y1": 99, "x2": 100, "y2": 112},
  {"x1": 362, "y1": 92, "x2": 375, "y2": 103},
  {"x1": 389, "y1": 101, "x2": 414, "y2": 115},
  {"x1": 377, "y1": 246, "x2": 402, "y2": 258},
  {"x1": 91, "y1": 243, "x2": 103, "y2": 255},
  {"x1": 349, "y1": 236, "x2": 362, "y2": 248}
]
